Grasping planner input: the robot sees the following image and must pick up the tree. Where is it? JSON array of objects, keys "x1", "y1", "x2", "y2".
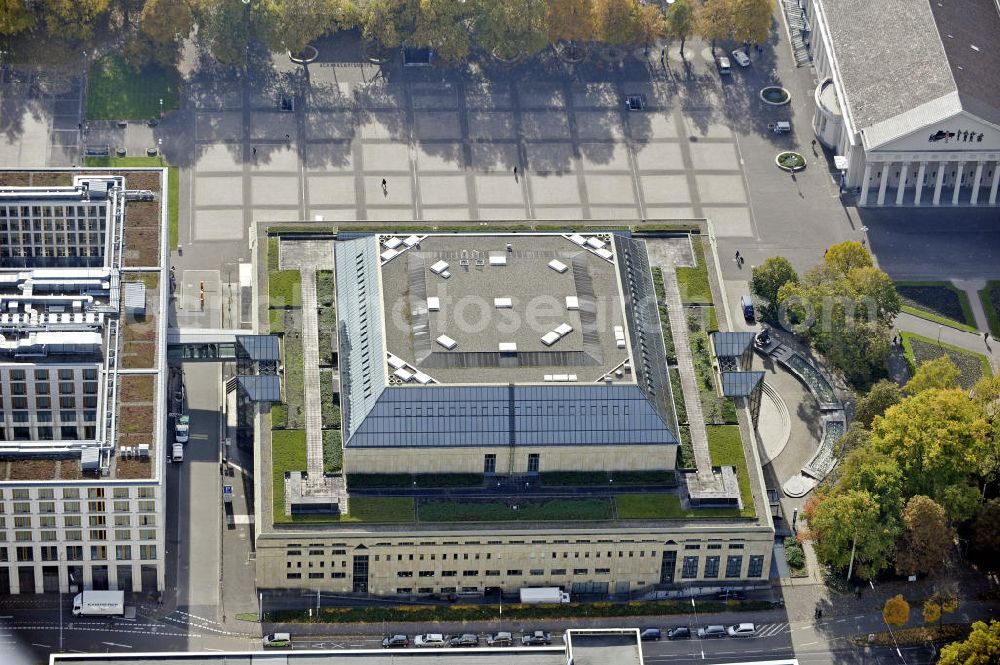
[
  {"x1": 970, "y1": 374, "x2": 1000, "y2": 491},
  {"x1": 193, "y1": 0, "x2": 259, "y2": 67},
  {"x1": 905, "y1": 355, "x2": 961, "y2": 395},
  {"x1": 122, "y1": 0, "x2": 194, "y2": 69},
  {"x1": 410, "y1": 0, "x2": 473, "y2": 62},
  {"x1": 871, "y1": 389, "x2": 989, "y2": 521},
  {"x1": 0, "y1": 0, "x2": 35, "y2": 36},
  {"x1": 664, "y1": 0, "x2": 695, "y2": 54},
  {"x1": 825, "y1": 240, "x2": 873, "y2": 276},
  {"x1": 922, "y1": 592, "x2": 957, "y2": 626},
  {"x1": 359, "y1": 0, "x2": 418, "y2": 49},
  {"x1": 730, "y1": 0, "x2": 773, "y2": 47},
  {"x1": 832, "y1": 448, "x2": 904, "y2": 519},
  {"x1": 43, "y1": 0, "x2": 111, "y2": 41},
  {"x1": 894, "y1": 496, "x2": 953, "y2": 576},
  {"x1": 832, "y1": 422, "x2": 871, "y2": 457},
  {"x1": 696, "y1": 0, "x2": 733, "y2": 52},
  {"x1": 970, "y1": 499, "x2": 1000, "y2": 570},
  {"x1": 546, "y1": 0, "x2": 594, "y2": 44},
  {"x1": 474, "y1": 0, "x2": 548, "y2": 60},
  {"x1": 634, "y1": 2, "x2": 664, "y2": 53},
  {"x1": 937, "y1": 619, "x2": 1000, "y2": 665},
  {"x1": 592, "y1": 0, "x2": 640, "y2": 45},
  {"x1": 882, "y1": 594, "x2": 910, "y2": 628},
  {"x1": 750, "y1": 256, "x2": 798, "y2": 325},
  {"x1": 259, "y1": 0, "x2": 356, "y2": 54},
  {"x1": 855, "y1": 380, "x2": 902, "y2": 428},
  {"x1": 806, "y1": 489, "x2": 898, "y2": 580},
  {"x1": 845, "y1": 266, "x2": 901, "y2": 326}
]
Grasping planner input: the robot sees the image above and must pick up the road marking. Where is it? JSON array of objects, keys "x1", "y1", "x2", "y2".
[
  {"x1": 100, "y1": 641, "x2": 133, "y2": 648},
  {"x1": 31, "y1": 643, "x2": 51, "y2": 648}
]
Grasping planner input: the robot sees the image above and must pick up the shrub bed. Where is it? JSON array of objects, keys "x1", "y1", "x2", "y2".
[
  {"x1": 418, "y1": 498, "x2": 613, "y2": 522},
  {"x1": 676, "y1": 237, "x2": 713, "y2": 304},
  {"x1": 902, "y1": 332, "x2": 991, "y2": 390},
  {"x1": 266, "y1": 598, "x2": 774, "y2": 624},
  {"x1": 852, "y1": 623, "x2": 970, "y2": 647},
  {"x1": 347, "y1": 473, "x2": 484, "y2": 488},
  {"x1": 540, "y1": 471, "x2": 676, "y2": 486}
]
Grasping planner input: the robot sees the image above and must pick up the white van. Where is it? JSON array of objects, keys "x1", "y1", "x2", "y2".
[
  {"x1": 717, "y1": 56, "x2": 732, "y2": 75},
  {"x1": 263, "y1": 632, "x2": 291, "y2": 647},
  {"x1": 171, "y1": 443, "x2": 184, "y2": 463}
]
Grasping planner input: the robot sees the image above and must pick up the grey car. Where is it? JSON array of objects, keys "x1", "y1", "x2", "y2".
[{"x1": 698, "y1": 625, "x2": 726, "y2": 639}]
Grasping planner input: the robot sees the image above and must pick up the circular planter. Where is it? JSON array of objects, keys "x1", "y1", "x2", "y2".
[
  {"x1": 776, "y1": 151, "x2": 806, "y2": 172},
  {"x1": 554, "y1": 41, "x2": 586, "y2": 64},
  {"x1": 288, "y1": 45, "x2": 318, "y2": 65},
  {"x1": 491, "y1": 49, "x2": 523, "y2": 65},
  {"x1": 760, "y1": 86, "x2": 791, "y2": 105}
]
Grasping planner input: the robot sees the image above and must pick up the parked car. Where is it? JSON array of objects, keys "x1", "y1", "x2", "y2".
[
  {"x1": 717, "y1": 588, "x2": 747, "y2": 601},
  {"x1": 666, "y1": 626, "x2": 692, "y2": 640},
  {"x1": 639, "y1": 627, "x2": 662, "y2": 641},
  {"x1": 717, "y1": 56, "x2": 732, "y2": 75},
  {"x1": 728, "y1": 623, "x2": 756, "y2": 637},
  {"x1": 415, "y1": 634, "x2": 447, "y2": 648},
  {"x1": 449, "y1": 633, "x2": 480, "y2": 647},
  {"x1": 740, "y1": 295, "x2": 755, "y2": 323},
  {"x1": 698, "y1": 625, "x2": 726, "y2": 639},
  {"x1": 382, "y1": 634, "x2": 410, "y2": 648},
  {"x1": 522, "y1": 630, "x2": 552, "y2": 645},
  {"x1": 731, "y1": 49, "x2": 751, "y2": 67},
  {"x1": 262, "y1": 632, "x2": 291, "y2": 648},
  {"x1": 486, "y1": 632, "x2": 513, "y2": 647}
]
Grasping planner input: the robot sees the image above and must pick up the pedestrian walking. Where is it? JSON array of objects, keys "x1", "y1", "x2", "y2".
[
  {"x1": 513, "y1": 166, "x2": 518, "y2": 177},
  {"x1": 252, "y1": 147, "x2": 257, "y2": 157},
  {"x1": 381, "y1": 178, "x2": 388, "y2": 196},
  {"x1": 985, "y1": 332, "x2": 990, "y2": 343},
  {"x1": 735, "y1": 250, "x2": 741, "y2": 262},
  {"x1": 285, "y1": 133, "x2": 290, "y2": 141}
]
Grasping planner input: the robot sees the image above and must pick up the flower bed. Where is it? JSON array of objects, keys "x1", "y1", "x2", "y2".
[
  {"x1": 775, "y1": 151, "x2": 806, "y2": 172},
  {"x1": 895, "y1": 281, "x2": 976, "y2": 331},
  {"x1": 760, "y1": 86, "x2": 790, "y2": 105}
]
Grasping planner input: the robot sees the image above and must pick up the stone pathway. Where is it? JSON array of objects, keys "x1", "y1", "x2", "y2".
[
  {"x1": 299, "y1": 268, "x2": 323, "y2": 483},
  {"x1": 895, "y1": 311, "x2": 1000, "y2": 372},
  {"x1": 952, "y1": 278, "x2": 991, "y2": 332},
  {"x1": 661, "y1": 269, "x2": 713, "y2": 482}
]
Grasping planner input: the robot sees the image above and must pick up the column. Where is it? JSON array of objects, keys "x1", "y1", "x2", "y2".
[
  {"x1": 876, "y1": 162, "x2": 890, "y2": 205},
  {"x1": 895, "y1": 162, "x2": 909, "y2": 206},
  {"x1": 952, "y1": 162, "x2": 964, "y2": 205},
  {"x1": 914, "y1": 162, "x2": 926, "y2": 205},
  {"x1": 859, "y1": 163, "x2": 872, "y2": 206},
  {"x1": 933, "y1": 162, "x2": 946, "y2": 205},
  {"x1": 989, "y1": 161, "x2": 1000, "y2": 205},
  {"x1": 969, "y1": 161, "x2": 984, "y2": 205}
]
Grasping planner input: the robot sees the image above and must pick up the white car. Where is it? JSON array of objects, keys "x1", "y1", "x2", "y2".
[
  {"x1": 727, "y1": 623, "x2": 756, "y2": 637},
  {"x1": 414, "y1": 633, "x2": 447, "y2": 648},
  {"x1": 731, "y1": 49, "x2": 751, "y2": 67}
]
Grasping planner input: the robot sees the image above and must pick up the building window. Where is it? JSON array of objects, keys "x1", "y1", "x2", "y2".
[
  {"x1": 66, "y1": 546, "x2": 84, "y2": 561},
  {"x1": 287, "y1": 573, "x2": 302, "y2": 580},
  {"x1": 485, "y1": 570, "x2": 500, "y2": 576},
  {"x1": 397, "y1": 571, "x2": 413, "y2": 578},
  {"x1": 682, "y1": 556, "x2": 699, "y2": 579},
  {"x1": 90, "y1": 546, "x2": 108, "y2": 561},
  {"x1": 527, "y1": 454, "x2": 540, "y2": 474},
  {"x1": 595, "y1": 568, "x2": 610, "y2": 574},
  {"x1": 704, "y1": 556, "x2": 720, "y2": 578},
  {"x1": 725, "y1": 555, "x2": 743, "y2": 578},
  {"x1": 550, "y1": 568, "x2": 566, "y2": 575},
  {"x1": 530, "y1": 569, "x2": 544, "y2": 576},
  {"x1": 463, "y1": 570, "x2": 478, "y2": 576},
  {"x1": 484, "y1": 454, "x2": 496, "y2": 474},
  {"x1": 748, "y1": 555, "x2": 765, "y2": 578},
  {"x1": 139, "y1": 545, "x2": 156, "y2": 560},
  {"x1": 442, "y1": 571, "x2": 457, "y2": 577},
  {"x1": 331, "y1": 572, "x2": 346, "y2": 579},
  {"x1": 573, "y1": 568, "x2": 588, "y2": 575},
  {"x1": 506, "y1": 569, "x2": 522, "y2": 576},
  {"x1": 16, "y1": 546, "x2": 33, "y2": 562},
  {"x1": 418, "y1": 571, "x2": 434, "y2": 577},
  {"x1": 40, "y1": 546, "x2": 58, "y2": 561},
  {"x1": 116, "y1": 546, "x2": 132, "y2": 560}
]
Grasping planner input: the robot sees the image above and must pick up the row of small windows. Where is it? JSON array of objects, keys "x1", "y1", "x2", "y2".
[
  {"x1": 3, "y1": 369, "x2": 98, "y2": 382},
  {"x1": 0, "y1": 544, "x2": 157, "y2": 562},
  {"x1": 0, "y1": 205, "x2": 106, "y2": 219},
  {"x1": 1, "y1": 529, "x2": 158, "y2": 543},
  {"x1": 2, "y1": 500, "x2": 156, "y2": 515},
  {"x1": 679, "y1": 555, "x2": 765, "y2": 579},
  {"x1": 0, "y1": 487, "x2": 154, "y2": 501}
]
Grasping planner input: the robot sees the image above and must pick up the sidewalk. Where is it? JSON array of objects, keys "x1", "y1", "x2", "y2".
[{"x1": 894, "y1": 311, "x2": 999, "y2": 372}]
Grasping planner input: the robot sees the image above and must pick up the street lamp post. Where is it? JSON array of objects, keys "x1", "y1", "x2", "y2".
[{"x1": 159, "y1": 98, "x2": 163, "y2": 118}]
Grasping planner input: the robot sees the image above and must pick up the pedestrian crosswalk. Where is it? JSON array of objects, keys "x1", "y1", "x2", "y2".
[{"x1": 753, "y1": 622, "x2": 790, "y2": 638}]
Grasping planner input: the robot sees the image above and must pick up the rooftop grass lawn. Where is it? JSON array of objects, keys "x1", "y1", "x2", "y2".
[
  {"x1": 617, "y1": 493, "x2": 686, "y2": 519},
  {"x1": 269, "y1": 270, "x2": 302, "y2": 309},
  {"x1": 676, "y1": 236, "x2": 714, "y2": 304},
  {"x1": 86, "y1": 54, "x2": 179, "y2": 121},
  {"x1": 271, "y1": 429, "x2": 412, "y2": 523},
  {"x1": 895, "y1": 281, "x2": 977, "y2": 332},
  {"x1": 418, "y1": 498, "x2": 613, "y2": 522},
  {"x1": 707, "y1": 425, "x2": 756, "y2": 518}
]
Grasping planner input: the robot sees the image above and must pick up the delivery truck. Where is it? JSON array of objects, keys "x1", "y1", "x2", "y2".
[
  {"x1": 519, "y1": 587, "x2": 570, "y2": 604},
  {"x1": 72, "y1": 590, "x2": 125, "y2": 616}
]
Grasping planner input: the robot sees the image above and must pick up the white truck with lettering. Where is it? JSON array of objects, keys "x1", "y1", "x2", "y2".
[
  {"x1": 519, "y1": 587, "x2": 570, "y2": 604},
  {"x1": 72, "y1": 590, "x2": 125, "y2": 616}
]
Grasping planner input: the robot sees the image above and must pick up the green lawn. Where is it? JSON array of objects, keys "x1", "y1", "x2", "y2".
[
  {"x1": 270, "y1": 403, "x2": 287, "y2": 429},
  {"x1": 86, "y1": 54, "x2": 179, "y2": 121},
  {"x1": 981, "y1": 281, "x2": 1000, "y2": 337},
  {"x1": 322, "y1": 430, "x2": 342, "y2": 474},
  {"x1": 268, "y1": 270, "x2": 302, "y2": 309},
  {"x1": 418, "y1": 498, "x2": 613, "y2": 522},
  {"x1": 348, "y1": 473, "x2": 485, "y2": 489},
  {"x1": 617, "y1": 493, "x2": 686, "y2": 519},
  {"x1": 901, "y1": 332, "x2": 992, "y2": 390},
  {"x1": 895, "y1": 281, "x2": 977, "y2": 332},
  {"x1": 83, "y1": 155, "x2": 179, "y2": 248},
  {"x1": 676, "y1": 236, "x2": 714, "y2": 304},
  {"x1": 268, "y1": 237, "x2": 281, "y2": 271},
  {"x1": 271, "y1": 429, "x2": 411, "y2": 523},
  {"x1": 707, "y1": 425, "x2": 756, "y2": 518},
  {"x1": 268, "y1": 309, "x2": 285, "y2": 334}
]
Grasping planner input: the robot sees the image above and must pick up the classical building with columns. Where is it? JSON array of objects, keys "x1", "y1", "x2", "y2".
[{"x1": 805, "y1": 0, "x2": 1000, "y2": 207}]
